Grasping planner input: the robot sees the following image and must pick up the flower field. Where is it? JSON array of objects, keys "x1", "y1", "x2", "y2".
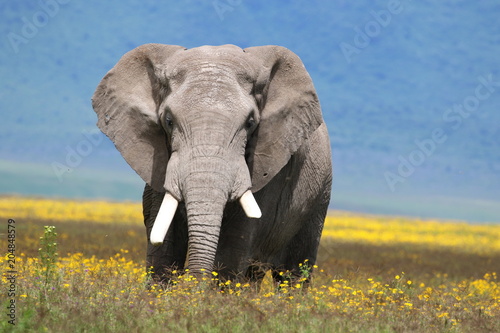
[{"x1": 1, "y1": 196, "x2": 500, "y2": 332}]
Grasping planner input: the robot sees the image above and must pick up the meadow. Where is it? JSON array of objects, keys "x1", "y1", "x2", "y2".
[{"x1": 1, "y1": 196, "x2": 499, "y2": 332}]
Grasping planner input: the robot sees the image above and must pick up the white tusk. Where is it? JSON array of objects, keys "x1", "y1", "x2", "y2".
[
  {"x1": 150, "y1": 192, "x2": 179, "y2": 246},
  {"x1": 239, "y1": 190, "x2": 262, "y2": 218}
]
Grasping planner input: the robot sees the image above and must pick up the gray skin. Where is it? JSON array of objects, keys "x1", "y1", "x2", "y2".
[{"x1": 92, "y1": 44, "x2": 332, "y2": 285}]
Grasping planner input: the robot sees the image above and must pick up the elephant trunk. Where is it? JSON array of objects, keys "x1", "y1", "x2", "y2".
[
  {"x1": 182, "y1": 154, "x2": 231, "y2": 273},
  {"x1": 184, "y1": 196, "x2": 225, "y2": 273},
  {"x1": 151, "y1": 143, "x2": 261, "y2": 273}
]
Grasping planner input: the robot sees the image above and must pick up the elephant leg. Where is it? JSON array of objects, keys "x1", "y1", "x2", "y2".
[
  {"x1": 272, "y1": 124, "x2": 331, "y2": 287},
  {"x1": 246, "y1": 265, "x2": 266, "y2": 282},
  {"x1": 143, "y1": 184, "x2": 188, "y2": 284},
  {"x1": 244, "y1": 261, "x2": 274, "y2": 287},
  {"x1": 272, "y1": 206, "x2": 328, "y2": 287}
]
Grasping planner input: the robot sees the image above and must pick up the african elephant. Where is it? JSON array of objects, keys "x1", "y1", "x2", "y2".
[{"x1": 92, "y1": 44, "x2": 332, "y2": 285}]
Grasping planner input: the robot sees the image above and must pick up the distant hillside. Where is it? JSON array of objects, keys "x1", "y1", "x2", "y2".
[{"x1": 1, "y1": 1, "x2": 499, "y2": 221}]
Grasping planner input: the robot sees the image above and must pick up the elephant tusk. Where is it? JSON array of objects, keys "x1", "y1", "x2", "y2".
[
  {"x1": 150, "y1": 192, "x2": 179, "y2": 246},
  {"x1": 239, "y1": 190, "x2": 262, "y2": 218}
]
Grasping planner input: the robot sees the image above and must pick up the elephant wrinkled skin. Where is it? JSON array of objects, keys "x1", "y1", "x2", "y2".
[{"x1": 92, "y1": 44, "x2": 332, "y2": 285}]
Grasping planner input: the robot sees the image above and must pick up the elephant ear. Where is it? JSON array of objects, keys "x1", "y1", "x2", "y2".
[
  {"x1": 244, "y1": 46, "x2": 324, "y2": 192},
  {"x1": 92, "y1": 44, "x2": 185, "y2": 192}
]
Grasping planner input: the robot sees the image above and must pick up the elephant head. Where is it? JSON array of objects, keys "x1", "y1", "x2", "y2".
[{"x1": 92, "y1": 44, "x2": 323, "y2": 273}]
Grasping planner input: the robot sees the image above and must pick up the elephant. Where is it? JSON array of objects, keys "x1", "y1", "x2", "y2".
[{"x1": 92, "y1": 44, "x2": 332, "y2": 285}]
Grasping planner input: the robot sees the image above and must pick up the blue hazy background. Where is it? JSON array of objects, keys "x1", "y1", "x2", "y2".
[{"x1": 1, "y1": 1, "x2": 499, "y2": 222}]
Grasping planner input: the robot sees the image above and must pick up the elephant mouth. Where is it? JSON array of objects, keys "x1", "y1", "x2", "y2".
[{"x1": 149, "y1": 190, "x2": 261, "y2": 246}]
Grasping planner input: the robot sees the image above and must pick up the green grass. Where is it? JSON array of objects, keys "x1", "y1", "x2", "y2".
[{"x1": 1, "y1": 198, "x2": 499, "y2": 332}]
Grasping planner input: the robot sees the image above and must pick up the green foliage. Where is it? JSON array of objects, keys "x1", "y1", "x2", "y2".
[
  {"x1": 1, "y1": 205, "x2": 499, "y2": 332},
  {"x1": 35, "y1": 226, "x2": 59, "y2": 287}
]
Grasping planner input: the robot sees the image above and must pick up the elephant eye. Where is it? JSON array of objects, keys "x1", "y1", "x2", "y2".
[
  {"x1": 165, "y1": 116, "x2": 174, "y2": 128},
  {"x1": 246, "y1": 116, "x2": 256, "y2": 129}
]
